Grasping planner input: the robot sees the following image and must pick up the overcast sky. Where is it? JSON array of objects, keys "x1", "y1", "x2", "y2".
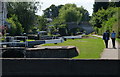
[{"x1": 36, "y1": 0, "x2": 95, "y2": 16}]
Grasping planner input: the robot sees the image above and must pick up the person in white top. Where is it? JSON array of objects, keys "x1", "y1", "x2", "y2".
[{"x1": 111, "y1": 31, "x2": 116, "y2": 48}]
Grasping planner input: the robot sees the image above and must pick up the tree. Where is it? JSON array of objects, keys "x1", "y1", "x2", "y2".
[
  {"x1": 47, "y1": 17, "x2": 66, "y2": 35},
  {"x1": 77, "y1": 6, "x2": 90, "y2": 21},
  {"x1": 90, "y1": 7, "x2": 119, "y2": 35},
  {"x1": 36, "y1": 15, "x2": 47, "y2": 31},
  {"x1": 6, "y1": 14, "x2": 23, "y2": 36},
  {"x1": 43, "y1": 4, "x2": 63, "y2": 19},
  {"x1": 59, "y1": 4, "x2": 82, "y2": 22},
  {"x1": 47, "y1": 4, "x2": 89, "y2": 36},
  {"x1": 93, "y1": 0, "x2": 109, "y2": 13},
  {"x1": 93, "y1": 0, "x2": 120, "y2": 13},
  {"x1": 110, "y1": 0, "x2": 120, "y2": 7},
  {"x1": 7, "y1": 2, "x2": 40, "y2": 33},
  {"x1": 90, "y1": 9, "x2": 107, "y2": 28}
]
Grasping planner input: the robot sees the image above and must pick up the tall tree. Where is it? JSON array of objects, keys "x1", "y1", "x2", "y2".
[
  {"x1": 6, "y1": 14, "x2": 24, "y2": 36},
  {"x1": 93, "y1": 0, "x2": 109, "y2": 13},
  {"x1": 36, "y1": 15, "x2": 47, "y2": 31},
  {"x1": 90, "y1": 7, "x2": 119, "y2": 35},
  {"x1": 59, "y1": 4, "x2": 82, "y2": 23},
  {"x1": 47, "y1": 4, "x2": 89, "y2": 35},
  {"x1": 77, "y1": 6, "x2": 90, "y2": 21},
  {"x1": 109, "y1": 1, "x2": 120, "y2": 7},
  {"x1": 7, "y1": 2, "x2": 40, "y2": 33},
  {"x1": 43, "y1": 4, "x2": 63, "y2": 19}
]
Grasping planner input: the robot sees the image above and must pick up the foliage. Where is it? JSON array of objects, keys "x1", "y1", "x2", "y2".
[
  {"x1": 47, "y1": 4, "x2": 89, "y2": 36},
  {"x1": 93, "y1": 1, "x2": 109, "y2": 13},
  {"x1": 117, "y1": 39, "x2": 120, "y2": 43},
  {"x1": 90, "y1": 9, "x2": 107, "y2": 28},
  {"x1": 48, "y1": 17, "x2": 65, "y2": 26},
  {"x1": 6, "y1": 15, "x2": 24, "y2": 35},
  {"x1": 31, "y1": 27, "x2": 38, "y2": 34},
  {"x1": 7, "y1": 2, "x2": 40, "y2": 33},
  {"x1": 102, "y1": 15, "x2": 117, "y2": 32},
  {"x1": 90, "y1": 7, "x2": 119, "y2": 35},
  {"x1": 93, "y1": 1, "x2": 120, "y2": 13},
  {"x1": 48, "y1": 26, "x2": 58, "y2": 35},
  {"x1": 35, "y1": 15, "x2": 47, "y2": 31},
  {"x1": 69, "y1": 28, "x2": 81, "y2": 35},
  {"x1": 78, "y1": 6, "x2": 90, "y2": 21},
  {"x1": 43, "y1": 4, "x2": 63, "y2": 19},
  {"x1": 59, "y1": 4, "x2": 82, "y2": 23},
  {"x1": 109, "y1": 1, "x2": 120, "y2": 7},
  {"x1": 58, "y1": 24, "x2": 68, "y2": 36}
]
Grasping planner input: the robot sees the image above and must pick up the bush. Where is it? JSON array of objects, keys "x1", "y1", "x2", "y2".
[
  {"x1": 6, "y1": 15, "x2": 24, "y2": 36},
  {"x1": 90, "y1": 7, "x2": 119, "y2": 35}
]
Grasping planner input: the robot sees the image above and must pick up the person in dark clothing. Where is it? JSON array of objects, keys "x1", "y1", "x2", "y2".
[
  {"x1": 111, "y1": 31, "x2": 116, "y2": 48},
  {"x1": 2, "y1": 29, "x2": 5, "y2": 36},
  {"x1": 103, "y1": 30, "x2": 110, "y2": 48}
]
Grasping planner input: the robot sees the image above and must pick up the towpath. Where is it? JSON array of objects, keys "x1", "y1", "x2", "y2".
[{"x1": 93, "y1": 35, "x2": 119, "y2": 60}]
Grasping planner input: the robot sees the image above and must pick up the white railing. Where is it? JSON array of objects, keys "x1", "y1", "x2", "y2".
[
  {"x1": 45, "y1": 38, "x2": 64, "y2": 44},
  {"x1": 0, "y1": 36, "x2": 28, "y2": 47},
  {"x1": 64, "y1": 35, "x2": 82, "y2": 39}
]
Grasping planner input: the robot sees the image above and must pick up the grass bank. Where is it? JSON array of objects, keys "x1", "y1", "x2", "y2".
[
  {"x1": 43, "y1": 37, "x2": 105, "y2": 59},
  {"x1": 117, "y1": 38, "x2": 120, "y2": 43}
]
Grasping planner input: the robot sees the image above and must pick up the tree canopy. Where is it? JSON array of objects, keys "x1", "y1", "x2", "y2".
[
  {"x1": 6, "y1": 14, "x2": 23, "y2": 36},
  {"x1": 90, "y1": 6, "x2": 120, "y2": 37},
  {"x1": 43, "y1": 4, "x2": 63, "y2": 19},
  {"x1": 46, "y1": 4, "x2": 89, "y2": 35},
  {"x1": 7, "y1": 2, "x2": 40, "y2": 33},
  {"x1": 35, "y1": 15, "x2": 47, "y2": 31},
  {"x1": 93, "y1": 0, "x2": 109, "y2": 13}
]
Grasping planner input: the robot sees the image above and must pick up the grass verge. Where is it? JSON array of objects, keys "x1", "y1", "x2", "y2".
[
  {"x1": 117, "y1": 38, "x2": 120, "y2": 43},
  {"x1": 42, "y1": 37, "x2": 105, "y2": 59}
]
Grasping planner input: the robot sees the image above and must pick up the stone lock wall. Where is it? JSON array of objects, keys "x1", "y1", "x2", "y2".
[
  {"x1": 26, "y1": 47, "x2": 79, "y2": 58},
  {"x1": 1, "y1": 46, "x2": 79, "y2": 58}
]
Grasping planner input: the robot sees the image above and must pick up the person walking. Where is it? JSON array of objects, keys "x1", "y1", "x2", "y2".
[
  {"x1": 111, "y1": 31, "x2": 116, "y2": 48},
  {"x1": 103, "y1": 30, "x2": 110, "y2": 48}
]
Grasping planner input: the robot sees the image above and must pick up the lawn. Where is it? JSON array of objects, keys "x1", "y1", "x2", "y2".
[
  {"x1": 42, "y1": 37, "x2": 105, "y2": 59},
  {"x1": 117, "y1": 38, "x2": 120, "y2": 43}
]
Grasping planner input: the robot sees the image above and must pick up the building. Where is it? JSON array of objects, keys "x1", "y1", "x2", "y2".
[
  {"x1": 65, "y1": 22, "x2": 94, "y2": 35},
  {"x1": 79, "y1": 21, "x2": 94, "y2": 34}
]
